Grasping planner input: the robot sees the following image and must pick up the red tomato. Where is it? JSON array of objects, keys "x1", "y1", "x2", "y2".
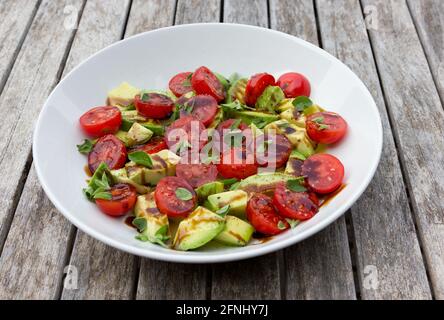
[
  {"x1": 135, "y1": 93, "x2": 174, "y2": 119},
  {"x1": 165, "y1": 116, "x2": 207, "y2": 152},
  {"x1": 186, "y1": 95, "x2": 219, "y2": 127},
  {"x1": 286, "y1": 158, "x2": 304, "y2": 176},
  {"x1": 277, "y1": 72, "x2": 311, "y2": 98},
  {"x1": 256, "y1": 134, "x2": 292, "y2": 168},
  {"x1": 273, "y1": 183, "x2": 319, "y2": 220},
  {"x1": 175, "y1": 163, "x2": 218, "y2": 188},
  {"x1": 130, "y1": 136, "x2": 167, "y2": 155},
  {"x1": 79, "y1": 106, "x2": 121, "y2": 138},
  {"x1": 302, "y1": 153, "x2": 344, "y2": 194},
  {"x1": 246, "y1": 194, "x2": 289, "y2": 236},
  {"x1": 191, "y1": 66, "x2": 225, "y2": 102},
  {"x1": 244, "y1": 73, "x2": 275, "y2": 106},
  {"x1": 154, "y1": 176, "x2": 197, "y2": 217},
  {"x1": 217, "y1": 147, "x2": 258, "y2": 180},
  {"x1": 88, "y1": 134, "x2": 127, "y2": 173},
  {"x1": 95, "y1": 184, "x2": 137, "y2": 217},
  {"x1": 169, "y1": 72, "x2": 193, "y2": 97},
  {"x1": 306, "y1": 112, "x2": 347, "y2": 144}
]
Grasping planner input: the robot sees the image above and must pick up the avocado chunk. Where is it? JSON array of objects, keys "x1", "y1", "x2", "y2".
[
  {"x1": 142, "y1": 149, "x2": 181, "y2": 185},
  {"x1": 121, "y1": 110, "x2": 147, "y2": 122},
  {"x1": 109, "y1": 168, "x2": 150, "y2": 194},
  {"x1": 207, "y1": 190, "x2": 248, "y2": 219},
  {"x1": 134, "y1": 193, "x2": 170, "y2": 247},
  {"x1": 279, "y1": 107, "x2": 306, "y2": 127},
  {"x1": 237, "y1": 173, "x2": 295, "y2": 195},
  {"x1": 108, "y1": 82, "x2": 140, "y2": 107},
  {"x1": 114, "y1": 130, "x2": 131, "y2": 147},
  {"x1": 127, "y1": 123, "x2": 153, "y2": 146},
  {"x1": 214, "y1": 215, "x2": 254, "y2": 246},
  {"x1": 125, "y1": 163, "x2": 144, "y2": 185},
  {"x1": 227, "y1": 78, "x2": 247, "y2": 104},
  {"x1": 255, "y1": 86, "x2": 285, "y2": 113},
  {"x1": 264, "y1": 120, "x2": 315, "y2": 157},
  {"x1": 226, "y1": 110, "x2": 279, "y2": 129},
  {"x1": 195, "y1": 181, "x2": 225, "y2": 203},
  {"x1": 276, "y1": 98, "x2": 295, "y2": 113},
  {"x1": 173, "y1": 206, "x2": 225, "y2": 251},
  {"x1": 139, "y1": 120, "x2": 165, "y2": 136}
]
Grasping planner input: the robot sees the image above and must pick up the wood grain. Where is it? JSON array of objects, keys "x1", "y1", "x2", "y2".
[
  {"x1": 224, "y1": 0, "x2": 268, "y2": 27},
  {"x1": 175, "y1": 0, "x2": 221, "y2": 24},
  {"x1": 270, "y1": 0, "x2": 356, "y2": 300},
  {"x1": 362, "y1": 0, "x2": 444, "y2": 299},
  {"x1": 125, "y1": 0, "x2": 176, "y2": 35},
  {"x1": 407, "y1": 0, "x2": 444, "y2": 104},
  {"x1": 0, "y1": 0, "x2": 40, "y2": 93},
  {"x1": 316, "y1": 0, "x2": 431, "y2": 300}
]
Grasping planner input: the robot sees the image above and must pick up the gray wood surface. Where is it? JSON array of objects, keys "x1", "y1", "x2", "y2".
[
  {"x1": 362, "y1": 0, "x2": 444, "y2": 299},
  {"x1": 270, "y1": 0, "x2": 356, "y2": 300},
  {"x1": 0, "y1": 0, "x2": 442, "y2": 300},
  {"x1": 317, "y1": 0, "x2": 431, "y2": 300}
]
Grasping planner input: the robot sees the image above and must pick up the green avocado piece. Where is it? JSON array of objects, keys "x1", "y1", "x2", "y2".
[
  {"x1": 142, "y1": 150, "x2": 181, "y2": 185},
  {"x1": 109, "y1": 168, "x2": 150, "y2": 194},
  {"x1": 121, "y1": 110, "x2": 147, "y2": 122},
  {"x1": 237, "y1": 173, "x2": 295, "y2": 195},
  {"x1": 140, "y1": 121, "x2": 165, "y2": 136},
  {"x1": 214, "y1": 215, "x2": 254, "y2": 246},
  {"x1": 173, "y1": 206, "x2": 225, "y2": 251},
  {"x1": 127, "y1": 123, "x2": 153, "y2": 146},
  {"x1": 120, "y1": 111, "x2": 165, "y2": 135},
  {"x1": 134, "y1": 193, "x2": 170, "y2": 247},
  {"x1": 255, "y1": 86, "x2": 285, "y2": 113},
  {"x1": 226, "y1": 78, "x2": 247, "y2": 104},
  {"x1": 114, "y1": 130, "x2": 131, "y2": 147},
  {"x1": 207, "y1": 190, "x2": 248, "y2": 219},
  {"x1": 125, "y1": 163, "x2": 144, "y2": 185},
  {"x1": 195, "y1": 181, "x2": 225, "y2": 203},
  {"x1": 226, "y1": 110, "x2": 279, "y2": 129}
]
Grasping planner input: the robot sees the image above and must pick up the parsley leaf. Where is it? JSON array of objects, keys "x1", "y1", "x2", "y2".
[
  {"x1": 277, "y1": 220, "x2": 287, "y2": 230},
  {"x1": 175, "y1": 187, "x2": 193, "y2": 201},
  {"x1": 292, "y1": 96, "x2": 313, "y2": 112},
  {"x1": 128, "y1": 151, "x2": 153, "y2": 168},
  {"x1": 286, "y1": 178, "x2": 307, "y2": 192},
  {"x1": 76, "y1": 139, "x2": 94, "y2": 154},
  {"x1": 286, "y1": 219, "x2": 300, "y2": 228}
]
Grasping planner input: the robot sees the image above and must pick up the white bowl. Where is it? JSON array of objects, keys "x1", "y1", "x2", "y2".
[{"x1": 33, "y1": 23, "x2": 382, "y2": 263}]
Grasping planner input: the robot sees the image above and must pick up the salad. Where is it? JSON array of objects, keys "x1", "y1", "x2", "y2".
[{"x1": 77, "y1": 66, "x2": 347, "y2": 251}]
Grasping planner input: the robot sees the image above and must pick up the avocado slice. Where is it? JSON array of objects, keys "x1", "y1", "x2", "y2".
[
  {"x1": 195, "y1": 181, "x2": 225, "y2": 203},
  {"x1": 214, "y1": 215, "x2": 254, "y2": 246},
  {"x1": 173, "y1": 206, "x2": 225, "y2": 251},
  {"x1": 276, "y1": 98, "x2": 295, "y2": 113},
  {"x1": 237, "y1": 172, "x2": 295, "y2": 195},
  {"x1": 142, "y1": 149, "x2": 181, "y2": 185},
  {"x1": 108, "y1": 82, "x2": 140, "y2": 107},
  {"x1": 255, "y1": 86, "x2": 285, "y2": 113},
  {"x1": 207, "y1": 190, "x2": 248, "y2": 219},
  {"x1": 207, "y1": 108, "x2": 224, "y2": 130},
  {"x1": 114, "y1": 130, "x2": 131, "y2": 146},
  {"x1": 134, "y1": 193, "x2": 170, "y2": 247},
  {"x1": 121, "y1": 110, "x2": 147, "y2": 122},
  {"x1": 127, "y1": 123, "x2": 153, "y2": 146},
  {"x1": 226, "y1": 78, "x2": 247, "y2": 104},
  {"x1": 109, "y1": 168, "x2": 150, "y2": 194}
]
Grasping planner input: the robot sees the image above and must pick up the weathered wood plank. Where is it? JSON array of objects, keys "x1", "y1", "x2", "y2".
[
  {"x1": 209, "y1": 0, "x2": 282, "y2": 300},
  {"x1": 362, "y1": 0, "x2": 444, "y2": 299},
  {"x1": 0, "y1": 0, "x2": 133, "y2": 300},
  {"x1": 224, "y1": 0, "x2": 268, "y2": 27},
  {"x1": 316, "y1": 0, "x2": 431, "y2": 300},
  {"x1": 407, "y1": 0, "x2": 444, "y2": 104},
  {"x1": 0, "y1": 0, "x2": 85, "y2": 299},
  {"x1": 135, "y1": 0, "x2": 214, "y2": 300},
  {"x1": 175, "y1": 0, "x2": 221, "y2": 24},
  {"x1": 270, "y1": 0, "x2": 356, "y2": 300},
  {"x1": 0, "y1": 0, "x2": 40, "y2": 93}
]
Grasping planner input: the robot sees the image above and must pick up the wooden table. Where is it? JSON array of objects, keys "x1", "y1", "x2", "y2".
[{"x1": 0, "y1": 0, "x2": 442, "y2": 300}]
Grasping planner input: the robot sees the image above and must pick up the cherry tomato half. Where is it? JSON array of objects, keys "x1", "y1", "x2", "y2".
[
  {"x1": 175, "y1": 163, "x2": 218, "y2": 188},
  {"x1": 169, "y1": 72, "x2": 193, "y2": 97},
  {"x1": 306, "y1": 112, "x2": 347, "y2": 144},
  {"x1": 256, "y1": 134, "x2": 292, "y2": 168},
  {"x1": 191, "y1": 66, "x2": 225, "y2": 102},
  {"x1": 217, "y1": 147, "x2": 258, "y2": 180},
  {"x1": 273, "y1": 182, "x2": 319, "y2": 220},
  {"x1": 244, "y1": 73, "x2": 275, "y2": 106},
  {"x1": 186, "y1": 95, "x2": 219, "y2": 127},
  {"x1": 246, "y1": 193, "x2": 289, "y2": 236},
  {"x1": 277, "y1": 72, "x2": 311, "y2": 98},
  {"x1": 154, "y1": 176, "x2": 197, "y2": 217},
  {"x1": 165, "y1": 116, "x2": 207, "y2": 152},
  {"x1": 95, "y1": 184, "x2": 137, "y2": 217},
  {"x1": 79, "y1": 106, "x2": 121, "y2": 138},
  {"x1": 135, "y1": 93, "x2": 174, "y2": 119},
  {"x1": 302, "y1": 153, "x2": 344, "y2": 194},
  {"x1": 88, "y1": 134, "x2": 127, "y2": 173},
  {"x1": 130, "y1": 136, "x2": 167, "y2": 155}
]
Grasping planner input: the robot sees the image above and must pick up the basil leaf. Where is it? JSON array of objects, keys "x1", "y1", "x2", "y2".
[
  {"x1": 82, "y1": 186, "x2": 94, "y2": 200},
  {"x1": 76, "y1": 139, "x2": 94, "y2": 154},
  {"x1": 292, "y1": 96, "x2": 313, "y2": 112},
  {"x1": 93, "y1": 191, "x2": 112, "y2": 200},
  {"x1": 286, "y1": 179, "x2": 307, "y2": 192},
  {"x1": 318, "y1": 124, "x2": 330, "y2": 130},
  {"x1": 132, "y1": 217, "x2": 147, "y2": 232},
  {"x1": 128, "y1": 151, "x2": 153, "y2": 168},
  {"x1": 277, "y1": 220, "x2": 287, "y2": 230},
  {"x1": 290, "y1": 150, "x2": 307, "y2": 161},
  {"x1": 155, "y1": 225, "x2": 170, "y2": 242},
  {"x1": 286, "y1": 219, "x2": 300, "y2": 229},
  {"x1": 312, "y1": 116, "x2": 324, "y2": 123},
  {"x1": 135, "y1": 234, "x2": 149, "y2": 242},
  {"x1": 175, "y1": 187, "x2": 193, "y2": 201},
  {"x1": 216, "y1": 205, "x2": 230, "y2": 218},
  {"x1": 220, "y1": 178, "x2": 238, "y2": 187},
  {"x1": 182, "y1": 73, "x2": 193, "y2": 87}
]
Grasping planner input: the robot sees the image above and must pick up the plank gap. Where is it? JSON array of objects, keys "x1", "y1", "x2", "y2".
[
  {"x1": 312, "y1": 0, "x2": 324, "y2": 48},
  {"x1": 357, "y1": 0, "x2": 435, "y2": 299},
  {"x1": 120, "y1": 0, "x2": 134, "y2": 40},
  {"x1": 220, "y1": 0, "x2": 224, "y2": 22},
  {"x1": 344, "y1": 212, "x2": 362, "y2": 300},
  {"x1": 131, "y1": 257, "x2": 142, "y2": 300},
  {"x1": 54, "y1": 225, "x2": 77, "y2": 299},
  {"x1": 278, "y1": 250, "x2": 287, "y2": 299},
  {"x1": 205, "y1": 265, "x2": 212, "y2": 300},
  {"x1": 172, "y1": 0, "x2": 179, "y2": 25}
]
